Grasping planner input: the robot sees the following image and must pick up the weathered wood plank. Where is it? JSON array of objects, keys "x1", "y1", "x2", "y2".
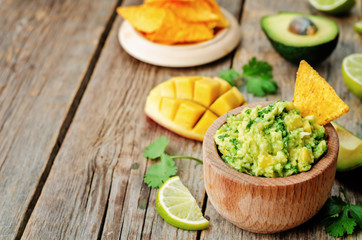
[
  {"x1": 201, "y1": 0, "x2": 361, "y2": 239},
  {"x1": 21, "y1": 0, "x2": 243, "y2": 239},
  {"x1": 140, "y1": 2, "x2": 245, "y2": 240},
  {"x1": 0, "y1": 0, "x2": 118, "y2": 239}
]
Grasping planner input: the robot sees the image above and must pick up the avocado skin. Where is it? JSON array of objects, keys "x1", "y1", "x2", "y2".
[{"x1": 262, "y1": 31, "x2": 339, "y2": 66}]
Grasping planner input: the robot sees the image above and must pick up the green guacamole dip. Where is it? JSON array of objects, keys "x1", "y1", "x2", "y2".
[{"x1": 214, "y1": 101, "x2": 328, "y2": 178}]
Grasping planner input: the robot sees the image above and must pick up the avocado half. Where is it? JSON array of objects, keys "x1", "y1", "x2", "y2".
[{"x1": 261, "y1": 12, "x2": 339, "y2": 65}]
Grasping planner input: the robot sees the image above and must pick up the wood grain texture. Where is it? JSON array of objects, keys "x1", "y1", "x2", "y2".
[
  {"x1": 21, "y1": 0, "x2": 243, "y2": 239},
  {"x1": 0, "y1": 0, "x2": 118, "y2": 239},
  {"x1": 202, "y1": 0, "x2": 361, "y2": 239},
  {"x1": 203, "y1": 103, "x2": 338, "y2": 233},
  {"x1": 2, "y1": 0, "x2": 361, "y2": 239}
]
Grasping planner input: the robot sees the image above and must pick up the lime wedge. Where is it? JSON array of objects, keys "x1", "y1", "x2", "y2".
[
  {"x1": 156, "y1": 176, "x2": 209, "y2": 230},
  {"x1": 342, "y1": 53, "x2": 362, "y2": 99},
  {"x1": 309, "y1": 0, "x2": 355, "y2": 15},
  {"x1": 331, "y1": 122, "x2": 362, "y2": 171},
  {"x1": 354, "y1": 21, "x2": 362, "y2": 34}
]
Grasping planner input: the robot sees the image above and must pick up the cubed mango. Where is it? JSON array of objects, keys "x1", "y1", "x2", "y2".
[
  {"x1": 174, "y1": 76, "x2": 201, "y2": 100},
  {"x1": 209, "y1": 87, "x2": 245, "y2": 116},
  {"x1": 159, "y1": 79, "x2": 176, "y2": 98},
  {"x1": 193, "y1": 78, "x2": 220, "y2": 107},
  {"x1": 160, "y1": 97, "x2": 180, "y2": 120},
  {"x1": 193, "y1": 110, "x2": 218, "y2": 136},
  {"x1": 174, "y1": 100, "x2": 205, "y2": 129},
  {"x1": 144, "y1": 76, "x2": 246, "y2": 141},
  {"x1": 213, "y1": 77, "x2": 231, "y2": 94}
]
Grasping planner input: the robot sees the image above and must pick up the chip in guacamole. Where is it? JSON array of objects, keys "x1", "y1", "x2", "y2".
[{"x1": 214, "y1": 101, "x2": 328, "y2": 178}]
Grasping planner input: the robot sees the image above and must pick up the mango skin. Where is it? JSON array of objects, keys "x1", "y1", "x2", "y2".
[{"x1": 145, "y1": 76, "x2": 246, "y2": 141}]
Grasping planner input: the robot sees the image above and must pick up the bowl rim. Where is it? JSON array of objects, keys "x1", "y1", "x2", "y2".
[{"x1": 203, "y1": 101, "x2": 339, "y2": 187}]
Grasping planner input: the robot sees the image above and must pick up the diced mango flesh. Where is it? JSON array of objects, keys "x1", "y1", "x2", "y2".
[
  {"x1": 174, "y1": 100, "x2": 205, "y2": 129},
  {"x1": 174, "y1": 76, "x2": 201, "y2": 100},
  {"x1": 209, "y1": 87, "x2": 245, "y2": 116},
  {"x1": 145, "y1": 76, "x2": 246, "y2": 141},
  {"x1": 213, "y1": 77, "x2": 231, "y2": 94},
  {"x1": 160, "y1": 97, "x2": 179, "y2": 120},
  {"x1": 193, "y1": 110, "x2": 218, "y2": 135},
  {"x1": 193, "y1": 78, "x2": 221, "y2": 107},
  {"x1": 160, "y1": 80, "x2": 176, "y2": 98}
]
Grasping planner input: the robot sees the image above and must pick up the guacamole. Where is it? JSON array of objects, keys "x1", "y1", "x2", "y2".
[{"x1": 214, "y1": 101, "x2": 328, "y2": 177}]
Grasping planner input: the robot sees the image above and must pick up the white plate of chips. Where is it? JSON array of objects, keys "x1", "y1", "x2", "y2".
[{"x1": 118, "y1": 8, "x2": 241, "y2": 68}]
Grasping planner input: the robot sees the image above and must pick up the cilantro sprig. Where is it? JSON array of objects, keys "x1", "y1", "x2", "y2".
[
  {"x1": 219, "y1": 57, "x2": 278, "y2": 97},
  {"x1": 321, "y1": 188, "x2": 362, "y2": 238},
  {"x1": 143, "y1": 136, "x2": 203, "y2": 188}
]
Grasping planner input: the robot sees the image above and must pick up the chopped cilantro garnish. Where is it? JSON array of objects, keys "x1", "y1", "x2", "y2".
[
  {"x1": 218, "y1": 134, "x2": 230, "y2": 140},
  {"x1": 246, "y1": 119, "x2": 252, "y2": 130},
  {"x1": 230, "y1": 138, "x2": 238, "y2": 148},
  {"x1": 283, "y1": 135, "x2": 289, "y2": 148}
]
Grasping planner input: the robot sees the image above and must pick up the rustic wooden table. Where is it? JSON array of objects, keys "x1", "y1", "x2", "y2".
[{"x1": 1, "y1": 0, "x2": 361, "y2": 239}]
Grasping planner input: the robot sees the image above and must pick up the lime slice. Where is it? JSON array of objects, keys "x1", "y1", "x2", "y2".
[
  {"x1": 309, "y1": 0, "x2": 356, "y2": 15},
  {"x1": 331, "y1": 122, "x2": 362, "y2": 171},
  {"x1": 354, "y1": 21, "x2": 362, "y2": 34},
  {"x1": 156, "y1": 176, "x2": 209, "y2": 230},
  {"x1": 341, "y1": 53, "x2": 362, "y2": 99}
]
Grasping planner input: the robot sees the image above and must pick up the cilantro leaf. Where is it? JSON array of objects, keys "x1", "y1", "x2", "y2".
[
  {"x1": 242, "y1": 57, "x2": 278, "y2": 97},
  {"x1": 144, "y1": 153, "x2": 177, "y2": 188},
  {"x1": 242, "y1": 57, "x2": 272, "y2": 77},
  {"x1": 143, "y1": 136, "x2": 202, "y2": 189},
  {"x1": 322, "y1": 196, "x2": 346, "y2": 217},
  {"x1": 219, "y1": 69, "x2": 239, "y2": 86},
  {"x1": 218, "y1": 57, "x2": 278, "y2": 97},
  {"x1": 349, "y1": 204, "x2": 362, "y2": 227},
  {"x1": 324, "y1": 208, "x2": 357, "y2": 237},
  {"x1": 144, "y1": 136, "x2": 170, "y2": 159},
  {"x1": 321, "y1": 189, "x2": 361, "y2": 238}
]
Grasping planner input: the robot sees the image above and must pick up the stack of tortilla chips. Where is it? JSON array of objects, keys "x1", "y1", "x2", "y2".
[{"x1": 117, "y1": 0, "x2": 230, "y2": 45}]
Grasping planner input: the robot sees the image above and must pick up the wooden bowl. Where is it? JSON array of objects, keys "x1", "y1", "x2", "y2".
[{"x1": 203, "y1": 102, "x2": 338, "y2": 233}]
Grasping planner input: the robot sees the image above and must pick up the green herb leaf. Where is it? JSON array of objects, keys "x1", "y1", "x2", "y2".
[
  {"x1": 217, "y1": 134, "x2": 230, "y2": 140},
  {"x1": 322, "y1": 196, "x2": 346, "y2": 217},
  {"x1": 144, "y1": 136, "x2": 170, "y2": 159},
  {"x1": 219, "y1": 69, "x2": 239, "y2": 86},
  {"x1": 324, "y1": 209, "x2": 357, "y2": 237},
  {"x1": 349, "y1": 204, "x2": 362, "y2": 227},
  {"x1": 242, "y1": 57, "x2": 272, "y2": 77},
  {"x1": 246, "y1": 76, "x2": 278, "y2": 97},
  {"x1": 143, "y1": 136, "x2": 202, "y2": 189},
  {"x1": 242, "y1": 57, "x2": 278, "y2": 97},
  {"x1": 144, "y1": 153, "x2": 178, "y2": 188},
  {"x1": 321, "y1": 189, "x2": 362, "y2": 238},
  {"x1": 218, "y1": 57, "x2": 278, "y2": 97}
]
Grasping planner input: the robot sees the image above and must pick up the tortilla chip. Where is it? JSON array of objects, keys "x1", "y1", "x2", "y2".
[
  {"x1": 293, "y1": 60, "x2": 349, "y2": 125},
  {"x1": 145, "y1": 0, "x2": 194, "y2": 4},
  {"x1": 144, "y1": 9, "x2": 214, "y2": 44},
  {"x1": 201, "y1": 0, "x2": 229, "y2": 28},
  {"x1": 118, "y1": 0, "x2": 228, "y2": 44},
  {"x1": 165, "y1": 2, "x2": 219, "y2": 23},
  {"x1": 117, "y1": 6, "x2": 165, "y2": 33}
]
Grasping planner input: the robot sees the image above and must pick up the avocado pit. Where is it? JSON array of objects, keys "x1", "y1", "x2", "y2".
[{"x1": 289, "y1": 17, "x2": 318, "y2": 36}]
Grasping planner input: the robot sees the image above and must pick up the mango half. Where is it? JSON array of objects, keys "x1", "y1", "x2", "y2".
[{"x1": 145, "y1": 76, "x2": 246, "y2": 141}]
